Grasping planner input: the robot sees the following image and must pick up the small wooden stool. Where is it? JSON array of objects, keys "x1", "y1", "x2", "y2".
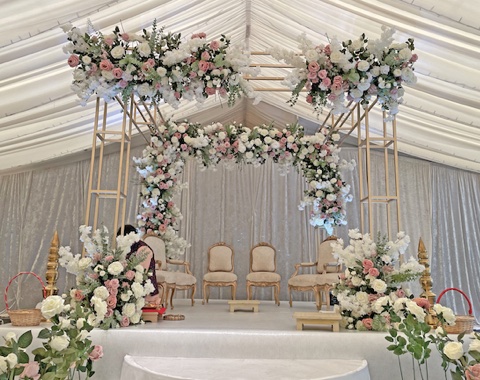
[
  {"x1": 228, "y1": 300, "x2": 260, "y2": 312},
  {"x1": 293, "y1": 306, "x2": 342, "y2": 331}
]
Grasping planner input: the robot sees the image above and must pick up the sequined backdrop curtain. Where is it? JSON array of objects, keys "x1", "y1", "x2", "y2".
[{"x1": 0, "y1": 146, "x2": 478, "y2": 323}]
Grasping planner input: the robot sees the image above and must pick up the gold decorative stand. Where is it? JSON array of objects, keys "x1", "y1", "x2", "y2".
[
  {"x1": 418, "y1": 238, "x2": 437, "y2": 326},
  {"x1": 45, "y1": 231, "x2": 59, "y2": 297},
  {"x1": 228, "y1": 300, "x2": 260, "y2": 313},
  {"x1": 84, "y1": 95, "x2": 163, "y2": 245},
  {"x1": 293, "y1": 305, "x2": 342, "y2": 331}
]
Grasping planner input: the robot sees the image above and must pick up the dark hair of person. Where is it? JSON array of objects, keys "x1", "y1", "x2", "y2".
[{"x1": 116, "y1": 224, "x2": 137, "y2": 237}]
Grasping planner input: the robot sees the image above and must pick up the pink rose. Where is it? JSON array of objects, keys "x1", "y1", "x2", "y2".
[
  {"x1": 104, "y1": 37, "x2": 114, "y2": 46},
  {"x1": 74, "y1": 289, "x2": 84, "y2": 301},
  {"x1": 121, "y1": 33, "x2": 130, "y2": 41},
  {"x1": 306, "y1": 95, "x2": 313, "y2": 104},
  {"x1": 112, "y1": 68, "x2": 123, "y2": 79},
  {"x1": 395, "y1": 288, "x2": 406, "y2": 298},
  {"x1": 191, "y1": 32, "x2": 207, "y2": 39},
  {"x1": 333, "y1": 75, "x2": 343, "y2": 85},
  {"x1": 198, "y1": 60, "x2": 210, "y2": 72},
  {"x1": 362, "y1": 318, "x2": 373, "y2": 330},
  {"x1": 210, "y1": 40, "x2": 220, "y2": 50},
  {"x1": 159, "y1": 224, "x2": 167, "y2": 233},
  {"x1": 308, "y1": 61, "x2": 320, "y2": 73},
  {"x1": 67, "y1": 54, "x2": 80, "y2": 67},
  {"x1": 109, "y1": 278, "x2": 120, "y2": 289},
  {"x1": 120, "y1": 316, "x2": 130, "y2": 327},
  {"x1": 125, "y1": 270, "x2": 135, "y2": 281},
  {"x1": 89, "y1": 345, "x2": 104, "y2": 361},
  {"x1": 318, "y1": 69, "x2": 328, "y2": 79},
  {"x1": 382, "y1": 265, "x2": 394, "y2": 273},
  {"x1": 362, "y1": 259, "x2": 374, "y2": 273},
  {"x1": 410, "y1": 54, "x2": 418, "y2": 63},
  {"x1": 205, "y1": 87, "x2": 216, "y2": 96},
  {"x1": 99, "y1": 60, "x2": 113, "y2": 71},
  {"x1": 104, "y1": 255, "x2": 114, "y2": 262},
  {"x1": 324, "y1": 45, "x2": 332, "y2": 55},
  {"x1": 201, "y1": 51, "x2": 210, "y2": 61},
  {"x1": 219, "y1": 87, "x2": 227, "y2": 96},
  {"x1": 466, "y1": 364, "x2": 480, "y2": 380},
  {"x1": 20, "y1": 361, "x2": 40, "y2": 379},
  {"x1": 368, "y1": 268, "x2": 380, "y2": 277},
  {"x1": 106, "y1": 295, "x2": 117, "y2": 308},
  {"x1": 321, "y1": 77, "x2": 331, "y2": 87},
  {"x1": 105, "y1": 308, "x2": 113, "y2": 318}
]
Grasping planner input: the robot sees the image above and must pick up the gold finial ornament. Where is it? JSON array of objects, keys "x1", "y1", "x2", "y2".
[
  {"x1": 418, "y1": 238, "x2": 437, "y2": 326},
  {"x1": 45, "y1": 231, "x2": 59, "y2": 296}
]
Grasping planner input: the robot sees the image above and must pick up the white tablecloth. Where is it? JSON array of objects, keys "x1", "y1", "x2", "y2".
[{"x1": 120, "y1": 356, "x2": 371, "y2": 380}]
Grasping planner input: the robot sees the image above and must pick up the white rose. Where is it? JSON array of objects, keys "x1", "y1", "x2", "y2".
[
  {"x1": 355, "y1": 291, "x2": 369, "y2": 304},
  {"x1": 76, "y1": 318, "x2": 86, "y2": 329},
  {"x1": 41, "y1": 295, "x2": 65, "y2": 319},
  {"x1": 82, "y1": 56, "x2": 91, "y2": 65},
  {"x1": 135, "y1": 271, "x2": 144, "y2": 283},
  {"x1": 245, "y1": 151, "x2": 254, "y2": 159},
  {"x1": 305, "y1": 49, "x2": 319, "y2": 62},
  {"x1": 110, "y1": 45, "x2": 125, "y2": 59},
  {"x1": 137, "y1": 42, "x2": 151, "y2": 57},
  {"x1": 4, "y1": 332, "x2": 16, "y2": 343},
  {"x1": 87, "y1": 314, "x2": 98, "y2": 327},
  {"x1": 218, "y1": 132, "x2": 226, "y2": 140},
  {"x1": 286, "y1": 135, "x2": 295, "y2": 143},
  {"x1": 131, "y1": 282, "x2": 144, "y2": 298},
  {"x1": 108, "y1": 261, "x2": 124, "y2": 276},
  {"x1": 443, "y1": 342, "x2": 464, "y2": 360},
  {"x1": 357, "y1": 60, "x2": 370, "y2": 72},
  {"x1": 5, "y1": 353, "x2": 17, "y2": 368},
  {"x1": 121, "y1": 293, "x2": 131, "y2": 302},
  {"x1": 372, "y1": 279, "x2": 387, "y2": 293},
  {"x1": 156, "y1": 67, "x2": 167, "y2": 77},
  {"x1": 351, "y1": 276, "x2": 362, "y2": 287},
  {"x1": 406, "y1": 300, "x2": 426, "y2": 322},
  {"x1": 59, "y1": 317, "x2": 72, "y2": 330},
  {"x1": 326, "y1": 194, "x2": 337, "y2": 202},
  {"x1": 77, "y1": 330, "x2": 89, "y2": 341},
  {"x1": 130, "y1": 312, "x2": 142, "y2": 324},
  {"x1": 123, "y1": 303, "x2": 136, "y2": 318},
  {"x1": 78, "y1": 257, "x2": 92, "y2": 270},
  {"x1": 0, "y1": 357, "x2": 7, "y2": 373},
  {"x1": 433, "y1": 304, "x2": 456, "y2": 325},
  {"x1": 101, "y1": 70, "x2": 114, "y2": 81},
  {"x1": 469, "y1": 338, "x2": 480, "y2": 353},
  {"x1": 398, "y1": 47, "x2": 412, "y2": 61},
  {"x1": 50, "y1": 335, "x2": 70, "y2": 351},
  {"x1": 330, "y1": 50, "x2": 345, "y2": 64},
  {"x1": 94, "y1": 286, "x2": 110, "y2": 300},
  {"x1": 351, "y1": 39, "x2": 363, "y2": 51}
]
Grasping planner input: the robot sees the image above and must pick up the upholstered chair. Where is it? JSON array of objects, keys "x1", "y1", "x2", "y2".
[
  {"x1": 202, "y1": 242, "x2": 237, "y2": 304},
  {"x1": 246, "y1": 242, "x2": 281, "y2": 306},
  {"x1": 143, "y1": 233, "x2": 197, "y2": 310},
  {"x1": 287, "y1": 236, "x2": 341, "y2": 310}
]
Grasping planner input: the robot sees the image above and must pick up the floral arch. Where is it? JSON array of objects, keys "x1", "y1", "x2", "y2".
[{"x1": 134, "y1": 121, "x2": 354, "y2": 258}]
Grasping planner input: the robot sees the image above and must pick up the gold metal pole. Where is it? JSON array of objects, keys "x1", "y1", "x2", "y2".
[
  {"x1": 418, "y1": 238, "x2": 437, "y2": 326},
  {"x1": 45, "y1": 231, "x2": 59, "y2": 296}
]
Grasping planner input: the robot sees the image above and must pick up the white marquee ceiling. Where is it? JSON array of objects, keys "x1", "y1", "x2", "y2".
[{"x1": 0, "y1": 0, "x2": 479, "y2": 173}]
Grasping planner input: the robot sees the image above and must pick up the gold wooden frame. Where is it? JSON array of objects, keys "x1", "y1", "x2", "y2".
[
  {"x1": 246, "y1": 242, "x2": 281, "y2": 306},
  {"x1": 202, "y1": 242, "x2": 237, "y2": 304}
]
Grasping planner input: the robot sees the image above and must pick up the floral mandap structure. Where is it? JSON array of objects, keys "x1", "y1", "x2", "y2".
[{"x1": 134, "y1": 122, "x2": 355, "y2": 258}]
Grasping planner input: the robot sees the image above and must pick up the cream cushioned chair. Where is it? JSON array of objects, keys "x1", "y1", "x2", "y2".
[
  {"x1": 246, "y1": 242, "x2": 281, "y2": 305},
  {"x1": 202, "y1": 242, "x2": 237, "y2": 304},
  {"x1": 143, "y1": 233, "x2": 197, "y2": 310},
  {"x1": 288, "y1": 236, "x2": 340, "y2": 310}
]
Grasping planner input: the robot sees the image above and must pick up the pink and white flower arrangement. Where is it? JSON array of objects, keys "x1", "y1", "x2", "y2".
[
  {"x1": 0, "y1": 295, "x2": 101, "y2": 379},
  {"x1": 59, "y1": 226, "x2": 154, "y2": 329},
  {"x1": 270, "y1": 27, "x2": 417, "y2": 120},
  {"x1": 331, "y1": 229, "x2": 425, "y2": 331},
  {"x1": 62, "y1": 20, "x2": 258, "y2": 107},
  {"x1": 134, "y1": 122, "x2": 354, "y2": 254}
]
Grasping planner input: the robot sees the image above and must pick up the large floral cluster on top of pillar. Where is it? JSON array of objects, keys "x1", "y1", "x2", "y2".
[
  {"x1": 134, "y1": 121, "x2": 355, "y2": 258},
  {"x1": 269, "y1": 27, "x2": 417, "y2": 120},
  {"x1": 62, "y1": 20, "x2": 258, "y2": 107}
]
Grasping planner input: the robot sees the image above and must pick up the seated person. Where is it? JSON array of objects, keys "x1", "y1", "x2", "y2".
[{"x1": 117, "y1": 224, "x2": 161, "y2": 307}]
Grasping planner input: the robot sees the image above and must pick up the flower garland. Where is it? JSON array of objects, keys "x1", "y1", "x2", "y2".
[
  {"x1": 269, "y1": 27, "x2": 417, "y2": 120},
  {"x1": 134, "y1": 121, "x2": 355, "y2": 258},
  {"x1": 0, "y1": 295, "x2": 101, "y2": 379},
  {"x1": 59, "y1": 226, "x2": 154, "y2": 329},
  {"x1": 331, "y1": 229, "x2": 425, "y2": 331},
  {"x1": 62, "y1": 20, "x2": 259, "y2": 107}
]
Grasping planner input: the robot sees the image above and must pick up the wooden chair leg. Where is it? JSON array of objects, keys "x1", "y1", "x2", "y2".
[
  {"x1": 275, "y1": 283, "x2": 280, "y2": 306},
  {"x1": 169, "y1": 286, "x2": 176, "y2": 310},
  {"x1": 202, "y1": 281, "x2": 207, "y2": 305},
  {"x1": 232, "y1": 283, "x2": 237, "y2": 300},
  {"x1": 288, "y1": 286, "x2": 292, "y2": 307},
  {"x1": 191, "y1": 285, "x2": 196, "y2": 306},
  {"x1": 246, "y1": 283, "x2": 251, "y2": 300}
]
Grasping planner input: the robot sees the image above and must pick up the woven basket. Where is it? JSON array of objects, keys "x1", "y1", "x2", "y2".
[
  {"x1": 5, "y1": 272, "x2": 46, "y2": 326},
  {"x1": 437, "y1": 287, "x2": 475, "y2": 334}
]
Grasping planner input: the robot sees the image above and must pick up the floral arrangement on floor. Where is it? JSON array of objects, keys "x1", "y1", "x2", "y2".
[
  {"x1": 331, "y1": 229, "x2": 425, "y2": 331},
  {"x1": 59, "y1": 225, "x2": 154, "y2": 329},
  {"x1": 134, "y1": 121, "x2": 355, "y2": 257},
  {"x1": 62, "y1": 20, "x2": 259, "y2": 107},
  {"x1": 0, "y1": 295, "x2": 102, "y2": 380},
  {"x1": 269, "y1": 27, "x2": 417, "y2": 120},
  {"x1": 385, "y1": 297, "x2": 480, "y2": 380}
]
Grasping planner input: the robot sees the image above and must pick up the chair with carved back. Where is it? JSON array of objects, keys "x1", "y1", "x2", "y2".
[
  {"x1": 288, "y1": 236, "x2": 341, "y2": 310},
  {"x1": 202, "y1": 242, "x2": 237, "y2": 304},
  {"x1": 246, "y1": 242, "x2": 281, "y2": 305},
  {"x1": 143, "y1": 233, "x2": 197, "y2": 310}
]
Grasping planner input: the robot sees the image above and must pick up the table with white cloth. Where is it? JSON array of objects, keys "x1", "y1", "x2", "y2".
[{"x1": 120, "y1": 356, "x2": 371, "y2": 380}]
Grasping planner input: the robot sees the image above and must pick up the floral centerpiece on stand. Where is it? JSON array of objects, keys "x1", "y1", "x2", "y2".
[
  {"x1": 62, "y1": 20, "x2": 259, "y2": 107},
  {"x1": 59, "y1": 226, "x2": 154, "y2": 329},
  {"x1": 0, "y1": 295, "x2": 102, "y2": 380},
  {"x1": 134, "y1": 121, "x2": 355, "y2": 257},
  {"x1": 331, "y1": 229, "x2": 425, "y2": 331},
  {"x1": 269, "y1": 27, "x2": 417, "y2": 120}
]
